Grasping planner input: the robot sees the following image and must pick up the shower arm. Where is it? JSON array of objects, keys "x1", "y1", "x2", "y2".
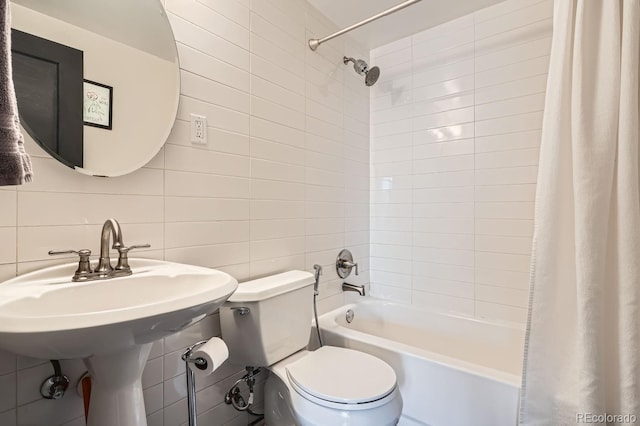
[{"x1": 308, "y1": 0, "x2": 422, "y2": 51}]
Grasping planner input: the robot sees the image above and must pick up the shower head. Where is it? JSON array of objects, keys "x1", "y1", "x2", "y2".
[
  {"x1": 365, "y1": 66, "x2": 380, "y2": 86},
  {"x1": 343, "y1": 56, "x2": 380, "y2": 86}
]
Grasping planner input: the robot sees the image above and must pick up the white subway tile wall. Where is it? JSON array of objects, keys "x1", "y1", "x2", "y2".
[
  {"x1": 370, "y1": 0, "x2": 552, "y2": 323},
  {"x1": 1, "y1": 0, "x2": 369, "y2": 424}
]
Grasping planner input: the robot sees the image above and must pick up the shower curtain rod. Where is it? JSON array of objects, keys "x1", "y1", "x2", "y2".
[{"x1": 308, "y1": 0, "x2": 423, "y2": 51}]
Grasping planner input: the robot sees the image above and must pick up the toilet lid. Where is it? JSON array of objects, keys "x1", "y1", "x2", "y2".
[{"x1": 285, "y1": 346, "x2": 397, "y2": 405}]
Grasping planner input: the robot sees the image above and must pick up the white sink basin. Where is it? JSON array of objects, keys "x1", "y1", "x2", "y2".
[{"x1": 0, "y1": 258, "x2": 238, "y2": 426}]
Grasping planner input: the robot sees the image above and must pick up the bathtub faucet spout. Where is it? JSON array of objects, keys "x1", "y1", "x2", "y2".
[{"x1": 342, "y1": 282, "x2": 365, "y2": 296}]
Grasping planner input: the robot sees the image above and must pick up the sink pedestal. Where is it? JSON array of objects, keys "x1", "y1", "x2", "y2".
[{"x1": 84, "y1": 344, "x2": 153, "y2": 426}]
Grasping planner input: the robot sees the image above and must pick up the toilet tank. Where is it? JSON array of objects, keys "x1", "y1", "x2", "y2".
[{"x1": 220, "y1": 270, "x2": 315, "y2": 367}]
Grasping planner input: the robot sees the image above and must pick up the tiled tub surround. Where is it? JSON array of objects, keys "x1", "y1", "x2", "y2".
[
  {"x1": 0, "y1": 0, "x2": 370, "y2": 424},
  {"x1": 369, "y1": 0, "x2": 552, "y2": 323}
]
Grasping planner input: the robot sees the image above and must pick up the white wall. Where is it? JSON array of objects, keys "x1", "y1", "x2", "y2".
[
  {"x1": 369, "y1": 0, "x2": 552, "y2": 323},
  {"x1": 0, "y1": 0, "x2": 369, "y2": 424}
]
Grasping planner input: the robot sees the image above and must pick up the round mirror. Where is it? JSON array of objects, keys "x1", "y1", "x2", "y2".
[{"x1": 10, "y1": 0, "x2": 179, "y2": 177}]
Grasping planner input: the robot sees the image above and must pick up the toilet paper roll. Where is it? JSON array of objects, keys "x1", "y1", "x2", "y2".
[{"x1": 189, "y1": 337, "x2": 229, "y2": 378}]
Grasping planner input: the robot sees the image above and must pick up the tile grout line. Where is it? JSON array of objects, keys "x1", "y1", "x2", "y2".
[{"x1": 472, "y1": 8, "x2": 477, "y2": 318}]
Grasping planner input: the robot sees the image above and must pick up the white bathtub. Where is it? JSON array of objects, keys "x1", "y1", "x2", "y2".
[{"x1": 316, "y1": 299, "x2": 524, "y2": 426}]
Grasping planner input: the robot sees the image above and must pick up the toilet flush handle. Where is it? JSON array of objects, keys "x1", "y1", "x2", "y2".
[{"x1": 230, "y1": 307, "x2": 250, "y2": 316}]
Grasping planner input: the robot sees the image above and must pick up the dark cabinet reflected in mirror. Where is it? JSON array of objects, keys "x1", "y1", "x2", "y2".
[
  {"x1": 11, "y1": 29, "x2": 83, "y2": 168},
  {"x1": 10, "y1": 0, "x2": 180, "y2": 177}
]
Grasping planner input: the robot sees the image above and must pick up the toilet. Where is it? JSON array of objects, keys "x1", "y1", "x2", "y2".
[{"x1": 220, "y1": 270, "x2": 402, "y2": 426}]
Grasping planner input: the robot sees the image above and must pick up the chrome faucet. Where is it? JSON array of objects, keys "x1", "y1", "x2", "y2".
[
  {"x1": 49, "y1": 218, "x2": 150, "y2": 282},
  {"x1": 342, "y1": 282, "x2": 366, "y2": 296},
  {"x1": 95, "y1": 218, "x2": 124, "y2": 274}
]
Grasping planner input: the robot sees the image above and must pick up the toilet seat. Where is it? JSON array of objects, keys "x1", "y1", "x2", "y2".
[{"x1": 285, "y1": 346, "x2": 397, "y2": 410}]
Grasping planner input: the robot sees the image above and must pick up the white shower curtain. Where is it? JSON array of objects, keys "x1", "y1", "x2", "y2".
[{"x1": 520, "y1": 0, "x2": 640, "y2": 425}]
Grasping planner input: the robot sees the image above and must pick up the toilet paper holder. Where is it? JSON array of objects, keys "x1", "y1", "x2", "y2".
[
  {"x1": 183, "y1": 341, "x2": 209, "y2": 370},
  {"x1": 181, "y1": 340, "x2": 208, "y2": 426}
]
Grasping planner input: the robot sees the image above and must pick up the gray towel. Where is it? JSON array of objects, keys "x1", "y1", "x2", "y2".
[{"x1": 0, "y1": 0, "x2": 32, "y2": 185}]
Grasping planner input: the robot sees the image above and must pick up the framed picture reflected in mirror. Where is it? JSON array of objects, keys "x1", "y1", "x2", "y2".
[{"x1": 83, "y1": 80, "x2": 113, "y2": 130}]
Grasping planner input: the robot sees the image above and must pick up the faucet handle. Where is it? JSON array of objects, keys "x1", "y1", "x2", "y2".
[
  {"x1": 116, "y1": 243, "x2": 151, "y2": 271},
  {"x1": 343, "y1": 260, "x2": 359, "y2": 276},
  {"x1": 49, "y1": 249, "x2": 91, "y2": 257},
  {"x1": 125, "y1": 244, "x2": 151, "y2": 251},
  {"x1": 48, "y1": 249, "x2": 93, "y2": 281},
  {"x1": 336, "y1": 249, "x2": 359, "y2": 278}
]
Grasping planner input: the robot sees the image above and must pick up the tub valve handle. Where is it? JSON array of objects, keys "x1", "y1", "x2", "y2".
[
  {"x1": 342, "y1": 260, "x2": 358, "y2": 276},
  {"x1": 336, "y1": 249, "x2": 359, "y2": 278}
]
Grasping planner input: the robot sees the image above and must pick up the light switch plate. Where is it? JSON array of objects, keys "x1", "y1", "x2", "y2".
[{"x1": 190, "y1": 114, "x2": 207, "y2": 145}]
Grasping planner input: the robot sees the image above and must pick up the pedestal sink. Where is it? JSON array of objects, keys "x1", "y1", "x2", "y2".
[{"x1": 0, "y1": 259, "x2": 238, "y2": 426}]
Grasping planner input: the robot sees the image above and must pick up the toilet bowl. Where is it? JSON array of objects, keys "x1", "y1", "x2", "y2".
[
  {"x1": 265, "y1": 346, "x2": 402, "y2": 426},
  {"x1": 220, "y1": 271, "x2": 402, "y2": 425}
]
